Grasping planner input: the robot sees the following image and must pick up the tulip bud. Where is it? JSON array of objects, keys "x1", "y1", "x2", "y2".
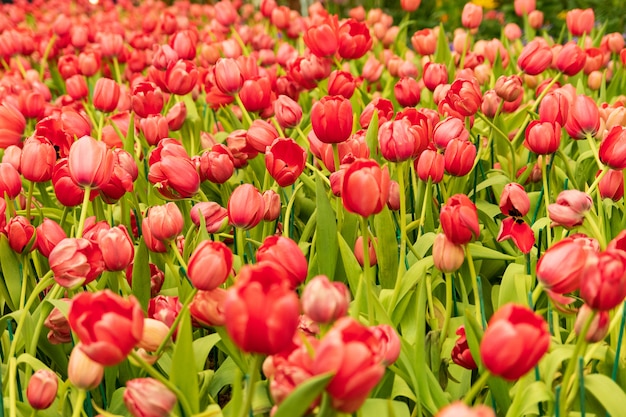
[
  {"x1": 548, "y1": 190, "x2": 593, "y2": 228},
  {"x1": 301, "y1": 275, "x2": 350, "y2": 324},
  {"x1": 262, "y1": 190, "x2": 281, "y2": 221},
  {"x1": 451, "y1": 326, "x2": 477, "y2": 369},
  {"x1": 433, "y1": 234, "x2": 465, "y2": 273},
  {"x1": 137, "y1": 318, "x2": 171, "y2": 352},
  {"x1": 575, "y1": 304, "x2": 609, "y2": 343},
  {"x1": 187, "y1": 240, "x2": 233, "y2": 291},
  {"x1": 189, "y1": 288, "x2": 228, "y2": 327},
  {"x1": 68, "y1": 345, "x2": 105, "y2": 390},
  {"x1": 124, "y1": 378, "x2": 177, "y2": 417},
  {"x1": 228, "y1": 184, "x2": 265, "y2": 230},
  {"x1": 354, "y1": 235, "x2": 377, "y2": 267},
  {"x1": 27, "y1": 369, "x2": 58, "y2": 410}
]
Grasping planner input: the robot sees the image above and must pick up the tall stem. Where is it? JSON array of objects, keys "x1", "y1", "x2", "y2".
[
  {"x1": 464, "y1": 370, "x2": 491, "y2": 405},
  {"x1": 396, "y1": 161, "x2": 408, "y2": 276},
  {"x1": 359, "y1": 216, "x2": 375, "y2": 324},
  {"x1": 75, "y1": 187, "x2": 92, "y2": 239},
  {"x1": 25, "y1": 181, "x2": 34, "y2": 221},
  {"x1": 465, "y1": 245, "x2": 482, "y2": 325},
  {"x1": 71, "y1": 389, "x2": 86, "y2": 417},
  {"x1": 237, "y1": 354, "x2": 262, "y2": 417},
  {"x1": 541, "y1": 156, "x2": 552, "y2": 248}
]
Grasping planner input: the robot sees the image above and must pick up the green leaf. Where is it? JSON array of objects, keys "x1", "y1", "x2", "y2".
[
  {"x1": 272, "y1": 373, "x2": 333, "y2": 417},
  {"x1": 467, "y1": 243, "x2": 516, "y2": 261},
  {"x1": 584, "y1": 373, "x2": 626, "y2": 417},
  {"x1": 193, "y1": 333, "x2": 221, "y2": 373},
  {"x1": 315, "y1": 173, "x2": 338, "y2": 280},
  {"x1": 131, "y1": 240, "x2": 151, "y2": 311},
  {"x1": 374, "y1": 207, "x2": 399, "y2": 289},
  {"x1": 365, "y1": 110, "x2": 380, "y2": 163},
  {"x1": 337, "y1": 232, "x2": 362, "y2": 294},
  {"x1": 170, "y1": 309, "x2": 199, "y2": 414},
  {"x1": 208, "y1": 356, "x2": 238, "y2": 399},
  {"x1": 434, "y1": 23, "x2": 452, "y2": 68},
  {"x1": 505, "y1": 380, "x2": 552, "y2": 417},
  {"x1": 0, "y1": 234, "x2": 21, "y2": 310},
  {"x1": 360, "y1": 398, "x2": 410, "y2": 417},
  {"x1": 496, "y1": 263, "x2": 528, "y2": 308}
]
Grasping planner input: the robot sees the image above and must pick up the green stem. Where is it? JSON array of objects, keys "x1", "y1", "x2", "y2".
[
  {"x1": 585, "y1": 132, "x2": 603, "y2": 169},
  {"x1": 440, "y1": 273, "x2": 453, "y2": 349},
  {"x1": 71, "y1": 389, "x2": 86, "y2": 417},
  {"x1": 464, "y1": 370, "x2": 491, "y2": 405},
  {"x1": 235, "y1": 227, "x2": 246, "y2": 263},
  {"x1": 396, "y1": 161, "x2": 408, "y2": 276},
  {"x1": 417, "y1": 179, "x2": 432, "y2": 239},
  {"x1": 112, "y1": 57, "x2": 122, "y2": 85},
  {"x1": 237, "y1": 354, "x2": 262, "y2": 417},
  {"x1": 75, "y1": 186, "x2": 92, "y2": 239},
  {"x1": 541, "y1": 156, "x2": 552, "y2": 248},
  {"x1": 465, "y1": 245, "x2": 482, "y2": 325},
  {"x1": 25, "y1": 181, "x2": 34, "y2": 221},
  {"x1": 129, "y1": 351, "x2": 194, "y2": 417},
  {"x1": 560, "y1": 311, "x2": 595, "y2": 413},
  {"x1": 587, "y1": 165, "x2": 608, "y2": 196},
  {"x1": 96, "y1": 111, "x2": 105, "y2": 141},
  {"x1": 9, "y1": 357, "x2": 17, "y2": 417},
  {"x1": 284, "y1": 183, "x2": 304, "y2": 240},
  {"x1": 359, "y1": 216, "x2": 375, "y2": 324},
  {"x1": 331, "y1": 143, "x2": 341, "y2": 173},
  {"x1": 583, "y1": 212, "x2": 607, "y2": 250},
  {"x1": 169, "y1": 240, "x2": 188, "y2": 271},
  {"x1": 234, "y1": 94, "x2": 254, "y2": 127},
  {"x1": 39, "y1": 34, "x2": 57, "y2": 80}
]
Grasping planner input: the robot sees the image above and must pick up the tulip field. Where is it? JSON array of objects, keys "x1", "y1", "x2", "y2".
[{"x1": 1, "y1": 0, "x2": 626, "y2": 415}]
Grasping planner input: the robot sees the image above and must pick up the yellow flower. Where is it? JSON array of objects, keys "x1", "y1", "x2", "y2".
[{"x1": 472, "y1": 0, "x2": 499, "y2": 10}]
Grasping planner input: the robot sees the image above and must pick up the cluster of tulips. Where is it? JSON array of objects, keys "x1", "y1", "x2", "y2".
[{"x1": 1, "y1": 0, "x2": 626, "y2": 415}]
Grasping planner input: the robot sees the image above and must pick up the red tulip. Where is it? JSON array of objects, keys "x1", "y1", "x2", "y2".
[
  {"x1": 539, "y1": 89, "x2": 570, "y2": 125},
  {"x1": 49, "y1": 238, "x2": 105, "y2": 288},
  {"x1": 548, "y1": 189, "x2": 593, "y2": 228},
  {"x1": 566, "y1": 8, "x2": 595, "y2": 36},
  {"x1": 131, "y1": 82, "x2": 164, "y2": 118},
  {"x1": 514, "y1": 0, "x2": 535, "y2": 15},
  {"x1": 422, "y1": 62, "x2": 448, "y2": 91},
  {"x1": 311, "y1": 96, "x2": 353, "y2": 144},
  {"x1": 139, "y1": 114, "x2": 169, "y2": 146},
  {"x1": 20, "y1": 136, "x2": 56, "y2": 183},
  {"x1": 341, "y1": 159, "x2": 390, "y2": 218},
  {"x1": 239, "y1": 76, "x2": 272, "y2": 113},
  {"x1": 257, "y1": 236, "x2": 308, "y2": 288},
  {"x1": 411, "y1": 29, "x2": 437, "y2": 56},
  {"x1": 496, "y1": 217, "x2": 535, "y2": 254},
  {"x1": 0, "y1": 103, "x2": 26, "y2": 148},
  {"x1": 148, "y1": 295, "x2": 182, "y2": 330},
  {"x1": 68, "y1": 290, "x2": 144, "y2": 366},
  {"x1": 461, "y1": 2, "x2": 483, "y2": 29},
  {"x1": 246, "y1": 119, "x2": 279, "y2": 154},
  {"x1": 536, "y1": 236, "x2": 596, "y2": 294},
  {"x1": 598, "y1": 169, "x2": 624, "y2": 201},
  {"x1": 35, "y1": 218, "x2": 67, "y2": 258},
  {"x1": 565, "y1": 94, "x2": 600, "y2": 139},
  {"x1": 124, "y1": 378, "x2": 177, "y2": 417},
  {"x1": 580, "y1": 250, "x2": 626, "y2": 311},
  {"x1": 93, "y1": 78, "x2": 120, "y2": 113},
  {"x1": 523, "y1": 120, "x2": 561, "y2": 155},
  {"x1": 337, "y1": 19, "x2": 372, "y2": 60},
  {"x1": 556, "y1": 43, "x2": 586, "y2": 76},
  {"x1": 265, "y1": 138, "x2": 307, "y2": 187},
  {"x1": 6, "y1": 216, "x2": 36, "y2": 254},
  {"x1": 517, "y1": 39, "x2": 552, "y2": 75},
  {"x1": 273, "y1": 95, "x2": 302, "y2": 129},
  {"x1": 65, "y1": 74, "x2": 89, "y2": 101},
  {"x1": 599, "y1": 126, "x2": 626, "y2": 169},
  {"x1": 443, "y1": 138, "x2": 476, "y2": 177},
  {"x1": 439, "y1": 78, "x2": 482, "y2": 118},
  {"x1": 223, "y1": 261, "x2": 300, "y2": 355},
  {"x1": 0, "y1": 162, "x2": 22, "y2": 199},
  {"x1": 499, "y1": 183, "x2": 530, "y2": 217},
  {"x1": 354, "y1": 236, "x2": 377, "y2": 267},
  {"x1": 100, "y1": 148, "x2": 138, "y2": 204},
  {"x1": 451, "y1": 326, "x2": 477, "y2": 369},
  {"x1": 98, "y1": 226, "x2": 134, "y2": 272},
  {"x1": 168, "y1": 29, "x2": 197, "y2": 60},
  {"x1": 312, "y1": 317, "x2": 387, "y2": 413},
  {"x1": 68, "y1": 136, "x2": 114, "y2": 190},
  {"x1": 303, "y1": 15, "x2": 339, "y2": 58},
  {"x1": 328, "y1": 70, "x2": 357, "y2": 99},
  {"x1": 148, "y1": 139, "x2": 200, "y2": 199},
  {"x1": 416, "y1": 149, "x2": 445, "y2": 184},
  {"x1": 401, "y1": 0, "x2": 421, "y2": 11},
  {"x1": 144, "y1": 202, "x2": 184, "y2": 243},
  {"x1": 187, "y1": 240, "x2": 233, "y2": 291},
  {"x1": 198, "y1": 144, "x2": 235, "y2": 184},
  {"x1": 27, "y1": 369, "x2": 58, "y2": 410},
  {"x1": 214, "y1": 58, "x2": 243, "y2": 95},
  {"x1": 165, "y1": 60, "x2": 198, "y2": 96},
  {"x1": 480, "y1": 304, "x2": 550, "y2": 380},
  {"x1": 228, "y1": 184, "x2": 265, "y2": 230},
  {"x1": 440, "y1": 194, "x2": 480, "y2": 245}
]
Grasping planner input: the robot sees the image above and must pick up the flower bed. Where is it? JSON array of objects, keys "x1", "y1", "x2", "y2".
[{"x1": 0, "y1": 0, "x2": 625, "y2": 416}]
